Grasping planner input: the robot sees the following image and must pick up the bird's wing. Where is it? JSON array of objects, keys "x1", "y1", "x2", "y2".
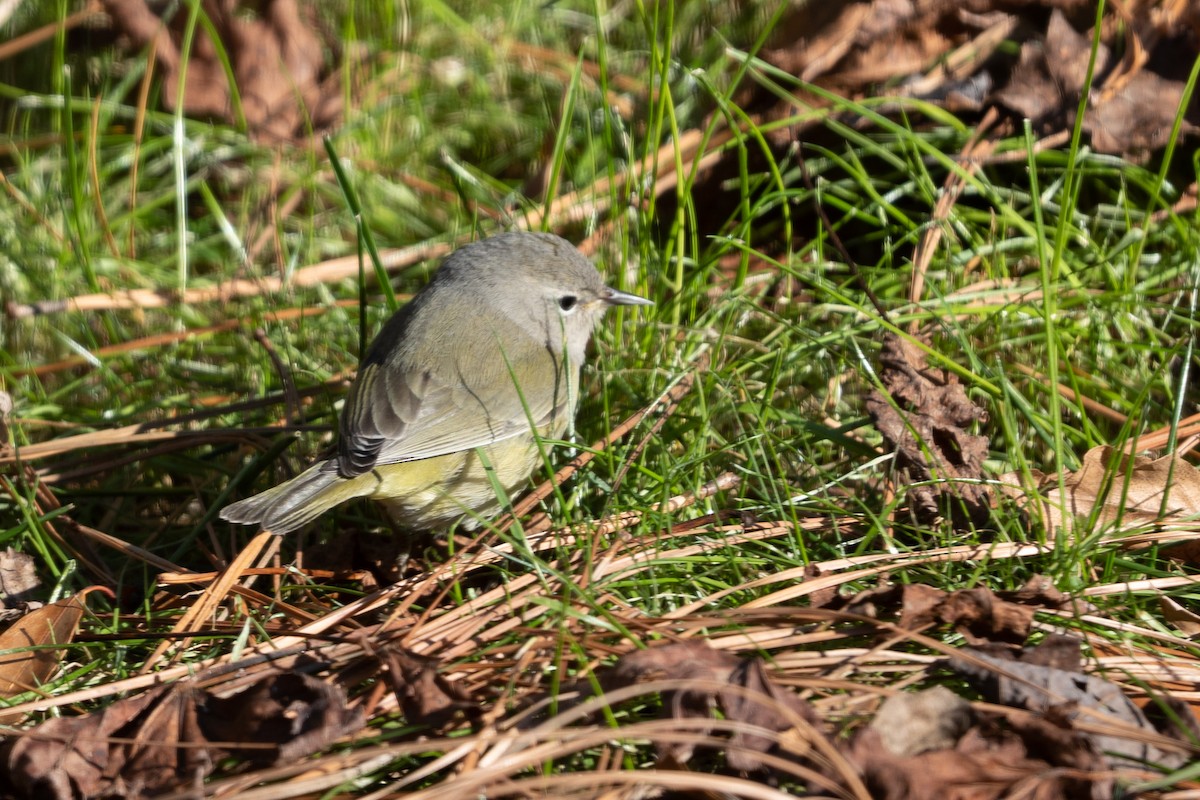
[{"x1": 336, "y1": 336, "x2": 573, "y2": 477}]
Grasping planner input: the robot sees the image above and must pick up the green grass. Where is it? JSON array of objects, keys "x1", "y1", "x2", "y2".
[{"x1": 2, "y1": 0, "x2": 1200, "y2": 795}]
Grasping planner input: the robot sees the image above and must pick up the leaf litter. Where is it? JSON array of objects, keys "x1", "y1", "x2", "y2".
[
  {"x1": 4, "y1": 513, "x2": 1198, "y2": 798},
  {"x1": 754, "y1": 0, "x2": 1200, "y2": 161},
  {"x1": 0, "y1": 595, "x2": 90, "y2": 725},
  {"x1": 2, "y1": 671, "x2": 362, "y2": 800},
  {"x1": 101, "y1": 0, "x2": 342, "y2": 143},
  {"x1": 6, "y1": 359, "x2": 1200, "y2": 796},
  {"x1": 866, "y1": 333, "x2": 991, "y2": 528}
]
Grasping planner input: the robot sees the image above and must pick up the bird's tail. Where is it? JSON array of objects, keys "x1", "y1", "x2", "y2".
[{"x1": 219, "y1": 462, "x2": 372, "y2": 534}]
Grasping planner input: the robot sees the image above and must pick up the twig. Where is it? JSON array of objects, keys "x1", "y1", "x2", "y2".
[
  {"x1": 1011, "y1": 362, "x2": 1129, "y2": 426},
  {"x1": 253, "y1": 327, "x2": 302, "y2": 425},
  {"x1": 5, "y1": 241, "x2": 448, "y2": 318},
  {"x1": 0, "y1": 424, "x2": 323, "y2": 467},
  {"x1": 139, "y1": 530, "x2": 274, "y2": 672},
  {"x1": 0, "y1": 1, "x2": 102, "y2": 62}
]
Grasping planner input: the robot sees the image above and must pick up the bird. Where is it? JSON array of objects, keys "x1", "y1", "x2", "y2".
[{"x1": 220, "y1": 231, "x2": 651, "y2": 535}]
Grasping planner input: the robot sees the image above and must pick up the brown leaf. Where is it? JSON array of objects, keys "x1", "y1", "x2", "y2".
[
  {"x1": 839, "y1": 581, "x2": 904, "y2": 617},
  {"x1": 994, "y1": 9, "x2": 1197, "y2": 159},
  {"x1": 675, "y1": 0, "x2": 1200, "y2": 242},
  {"x1": 998, "y1": 575, "x2": 1075, "y2": 610},
  {"x1": 761, "y1": 2, "x2": 874, "y2": 82},
  {"x1": 897, "y1": 584, "x2": 1035, "y2": 646},
  {"x1": 722, "y1": 657, "x2": 822, "y2": 772},
  {"x1": 4, "y1": 688, "x2": 169, "y2": 800},
  {"x1": 896, "y1": 584, "x2": 947, "y2": 628},
  {"x1": 201, "y1": 672, "x2": 363, "y2": 764},
  {"x1": 939, "y1": 588, "x2": 1034, "y2": 646},
  {"x1": 846, "y1": 725, "x2": 1071, "y2": 800},
  {"x1": 604, "y1": 642, "x2": 733, "y2": 766},
  {"x1": 117, "y1": 685, "x2": 214, "y2": 793},
  {"x1": 379, "y1": 646, "x2": 479, "y2": 730},
  {"x1": 1013, "y1": 10, "x2": 1103, "y2": 115},
  {"x1": 950, "y1": 648, "x2": 1187, "y2": 770},
  {"x1": 1160, "y1": 596, "x2": 1200, "y2": 638},
  {"x1": 2, "y1": 671, "x2": 363, "y2": 799},
  {"x1": 102, "y1": 0, "x2": 342, "y2": 142},
  {"x1": 603, "y1": 641, "x2": 821, "y2": 772},
  {"x1": 1087, "y1": 68, "x2": 1192, "y2": 156},
  {"x1": 0, "y1": 596, "x2": 87, "y2": 724},
  {"x1": 1018, "y1": 634, "x2": 1083, "y2": 673},
  {"x1": 1008, "y1": 445, "x2": 1200, "y2": 539},
  {"x1": 865, "y1": 333, "x2": 990, "y2": 527},
  {"x1": 1059, "y1": 444, "x2": 1200, "y2": 524},
  {"x1": 1141, "y1": 694, "x2": 1200, "y2": 751},
  {"x1": 604, "y1": 640, "x2": 740, "y2": 691},
  {"x1": 1003, "y1": 709, "x2": 1111, "y2": 781},
  {"x1": 804, "y1": 563, "x2": 839, "y2": 609},
  {"x1": 968, "y1": 634, "x2": 1084, "y2": 673}
]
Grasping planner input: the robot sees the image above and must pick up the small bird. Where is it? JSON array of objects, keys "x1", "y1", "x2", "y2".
[{"x1": 221, "y1": 232, "x2": 651, "y2": 534}]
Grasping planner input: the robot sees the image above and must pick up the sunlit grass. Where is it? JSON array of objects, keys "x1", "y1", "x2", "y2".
[{"x1": 1, "y1": 0, "x2": 1199, "y2": 793}]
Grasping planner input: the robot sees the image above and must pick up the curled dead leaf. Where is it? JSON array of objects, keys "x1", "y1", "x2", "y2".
[
  {"x1": 865, "y1": 333, "x2": 991, "y2": 528},
  {"x1": 1, "y1": 671, "x2": 362, "y2": 799},
  {"x1": 950, "y1": 648, "x2": 1190, "y2": 771},
  {"x1": 1160, "y1": 596, "x2": 1200, "y2": 638},
  {"x1": 378, "y1": 645, "x2": 479, "y2": 730},
  {"x1": 845, "y1": 723, "x2": 1097, "y2": 800},
  {"x1": 0, "y1": 596, "x2": 88, "y2": 724},
  {"x1": 848, "y1": 578, "x2": 1071, "y2": 648}
]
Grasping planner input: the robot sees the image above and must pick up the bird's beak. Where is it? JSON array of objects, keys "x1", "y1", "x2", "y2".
[{"x1": 602, "y1": 286, "x2": 653, "y2": 306}]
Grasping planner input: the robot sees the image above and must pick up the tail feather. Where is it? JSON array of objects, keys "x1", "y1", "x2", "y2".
[{"x1": 220, "y1": 462, "x2": 372, "y2": 534}]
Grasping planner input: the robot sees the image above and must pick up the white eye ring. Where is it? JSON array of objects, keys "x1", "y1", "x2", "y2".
[{"x1": 558, "y1": 295, "x2": 579, "y2": 313}]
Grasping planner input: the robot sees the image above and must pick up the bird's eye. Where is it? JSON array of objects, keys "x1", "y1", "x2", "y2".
[{"x1": 558, "y1": 295, "x2": 578, "y2": 312}]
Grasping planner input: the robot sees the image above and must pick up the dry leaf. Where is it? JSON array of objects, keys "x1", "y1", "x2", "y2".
[
  {"x1": 1159, "y1": 596, "x2": 1200, "y2": 638},
  {"x1": 848, "y1": 649, "x2": 1120, "y2": 800},
  {"x1": 1011, "y1": 445, "x2": 1200, "y2": 537},
  {"x1": 995, "y1": 9, "x2": 1196, "y2": 159},
  {"x1": 672, "y1": 0, "x2": 1200, "y2": 234},
  {"x1": 865, "y1": 333, "x2": 991, "y2": 527},
  {"x1": 2, "y1": 671, "x2": 363, "y2": 799},
  {"x1": 846, "y1": 724, "x2": 1095, "y2": 800},
  {"x1": 854, "y1": 580, "x2": 1068, "y2": 648},
  {"x1": 0, "y1": 548, "x2": 41, "y2": 625},
  {"x1": 998, "y1": 575, "x2": 1076, "y2": 611},
  {"x1": 102, "y1": 0, "x2": 342, "y2": 142},
  {"x1": 897, "y1": 584, "x2": 1033, "y2": 646},
  {"x1": 202, "y1": 672, "x2": 364, "y2": 765},
  {"x1": 0, "y1": 596, "x2": 87, "y2": 724},
  {"x1": 0, "y1": 548, "x2": 39, "y2": 610},
  {"x1": 4, "y1": 689, "x2": 161, "y2": 800},
  {"x1": 950, "y1": 648, "x2": 1188, "y2": 770},
  {"x1": 1015, "y1": 633, "x2": 1083, "y2": 673},
  {"x1": 378, "y1": 646, "x2": 479, "y2": 730},
  {"x1": 1141, "y1": 695, "x2": 1200, "y2": 754}
]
